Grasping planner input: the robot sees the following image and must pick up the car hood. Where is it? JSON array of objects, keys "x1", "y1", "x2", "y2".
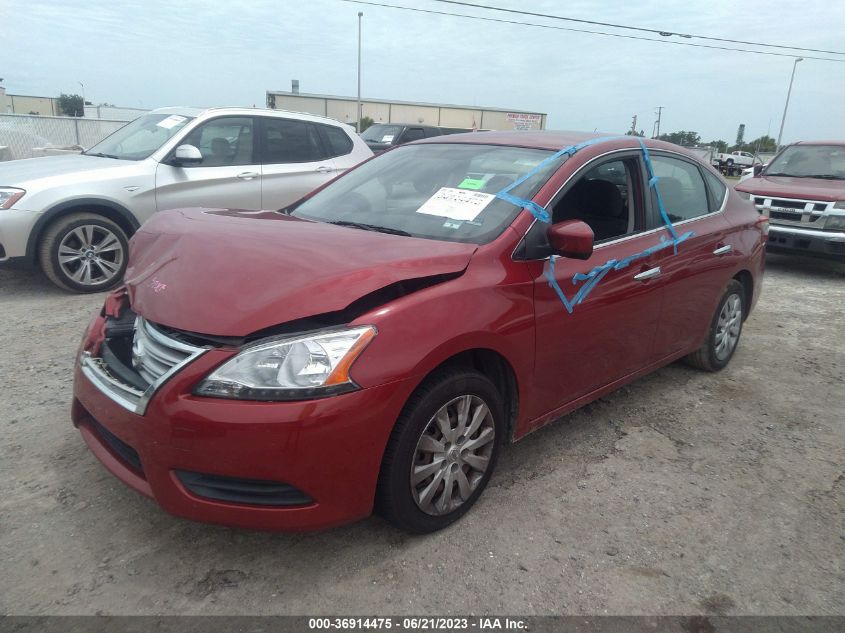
[
  {"x1": 125, "y1": 208, "x2": 478, "y2": 336},
  {"x1": 736, "y1": 175, "x2": 845, "y2": 201},
  {"x1": 0, "y1": 154, "x2": 142, "y2": 187}
]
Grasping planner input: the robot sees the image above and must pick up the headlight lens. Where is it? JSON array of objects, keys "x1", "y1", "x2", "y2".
[
  {"x1": 825, "y1": 214, "x2": 845, "y2": 230},
  {"x1": 736, "y1": 191, "x2": 751, "y2": 200},
  {"x1": 833, "y1": 201, "x2": 845, "y2": 210},
  {"x1": 195, "y1": 325, "x2": 377, "y2": 400},
  {"x1": 0, "y1": 187, "x2": 26, "y2": 209}
]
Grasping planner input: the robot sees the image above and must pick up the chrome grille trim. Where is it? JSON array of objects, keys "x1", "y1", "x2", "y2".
[{"x1": 80, "y1": 317, "x2": 208, "y2": 416}]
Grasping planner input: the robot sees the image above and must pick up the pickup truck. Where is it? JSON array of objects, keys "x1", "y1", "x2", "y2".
[
  {"x1": 712, "y1": 151, "x2": 760, "y2": 176},
  {"x1": 735, "y1": 141, "x2": 845, "y2": 258}
]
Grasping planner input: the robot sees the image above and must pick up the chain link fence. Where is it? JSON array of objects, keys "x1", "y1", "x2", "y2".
[{"x1": 0, "y1": 114, "x2": 128, "y2": 161}]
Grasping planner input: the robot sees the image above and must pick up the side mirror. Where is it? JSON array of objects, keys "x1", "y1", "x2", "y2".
[
  {"x1": 753, "y1": 164, "x2": 764, "y2": 177},
  {"x1": 547, "y1": 220, "x2": 594, "y2": 260},
  {"x1": 172, "y1": 144, "x2": 202, "y2": 165}
]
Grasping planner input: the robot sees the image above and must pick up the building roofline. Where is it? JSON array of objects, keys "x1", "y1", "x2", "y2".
[{"x1": 266, "y1": 90, "x2": 545, "y2": 116}]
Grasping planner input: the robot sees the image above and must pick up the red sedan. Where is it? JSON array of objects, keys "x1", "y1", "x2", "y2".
[{"x1": 72, "y1": 132, "x2": 767, "y2": 533}]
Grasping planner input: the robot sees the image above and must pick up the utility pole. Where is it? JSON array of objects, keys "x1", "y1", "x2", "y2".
[
  {"x1": 356, "y1": 11, "x2": 363, "y2": 133},
  {"x1": 776, "y1": 57, "x2": 803, "y2": 149},
  {"x1": 653, "y1": 106, "x2": 664, "y2": 138},
  {"x1": 78, "y1": 81, "x2": 85, "y2": 116}
]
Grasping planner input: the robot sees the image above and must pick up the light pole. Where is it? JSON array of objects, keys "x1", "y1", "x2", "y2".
[
  {"x1": 78, "y1": 81, "x2": 85, "y2": 116},
  {"x1": 776, "y1": 57, "x2": 802, "y2": 149},
  {"x1": 356, "y1": 11, "x2": 363, "y2": 133},
  {"x1": 653, "y1": 105, "x2": 664, "y2": 138}
]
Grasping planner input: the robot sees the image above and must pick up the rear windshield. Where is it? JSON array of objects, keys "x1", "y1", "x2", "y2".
[{"x1": 290, "y1": 143, "x2": 563, "y2": 244}]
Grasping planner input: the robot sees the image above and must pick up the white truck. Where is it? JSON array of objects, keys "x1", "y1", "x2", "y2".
[{"x1": 712, "y1": 150, "x2": 760, "y2": 177}]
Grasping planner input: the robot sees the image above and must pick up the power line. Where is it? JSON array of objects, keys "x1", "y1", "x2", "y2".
[
  {"x1": 430, "y1": 0, "x2": 845, "y2": 57},
  {"x1": 339, "y1": 0, "x2": 845, "y2": 63}
]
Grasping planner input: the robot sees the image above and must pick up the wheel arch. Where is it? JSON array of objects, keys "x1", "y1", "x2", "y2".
[
  {"x1": 26, "y1": 198, "x2": 140, "y2": 264},
  {"x1": 732, "y1": 269, "x2": 753, "y2": 321},
  {"x1": 405, "y1": 347, "x2": 521, "y2": 443}
]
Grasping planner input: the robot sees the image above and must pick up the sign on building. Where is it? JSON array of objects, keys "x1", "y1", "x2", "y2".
[{"x1": 506, "y1": 112, "x2": 543, "y2": 130}]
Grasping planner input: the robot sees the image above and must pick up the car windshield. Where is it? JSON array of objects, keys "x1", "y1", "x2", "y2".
[
  {"x1": 290, "y1": 143, "x2": 562, "y2": 244},
  {"x1": 765, "y1": 145, "x2": 845, "y2": 179},
  {"x1": 84, "y1": 112, "x2": 194, "y2": 161},
  {"x1": 361, "y1": 124, "x2": 403, "y2": 144}
]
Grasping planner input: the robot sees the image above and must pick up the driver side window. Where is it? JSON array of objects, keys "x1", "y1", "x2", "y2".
[
  {"x1": 550, "y1": 158, "x2": 642, "y2": 243},
  {"x1": 181, "y1": 117, "x2": 255, "y2": 167}
]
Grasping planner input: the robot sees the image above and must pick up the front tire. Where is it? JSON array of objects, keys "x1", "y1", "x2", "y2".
[
  {"x1": 38, "y1": 212, "x2": 129, "y2": 293},
  {"x1": 376, "y1": 368, "x2": 505, "y2": 533},
  {"x1": 685, "y1": 279, "x2": 745, "y2": 372}
]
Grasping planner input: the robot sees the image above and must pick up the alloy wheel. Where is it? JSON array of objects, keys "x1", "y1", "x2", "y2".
[
  {"x1": 714, "y1": 293, "x2": 742, "y2": 361},
  {"x1": 57, "y1": 224, "x2": 125, "y2": 286},
  {"x1": 410, "y1": 394, "x2": 496, "y2": 516}
]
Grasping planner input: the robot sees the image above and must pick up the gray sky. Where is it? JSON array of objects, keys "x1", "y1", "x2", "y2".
[{"x1": 3, "y1": 0, "x2": 844, "y2": 144}]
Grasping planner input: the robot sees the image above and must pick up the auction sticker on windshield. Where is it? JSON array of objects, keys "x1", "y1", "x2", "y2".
[
  {"x1": 157, "y1": 115, "x2": 187, "y2": 129},
  {"x1": 416, "y1": 187, "x2": 494, "y2": 222}
]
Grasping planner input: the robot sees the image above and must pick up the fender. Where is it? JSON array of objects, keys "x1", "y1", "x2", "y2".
[{"x1": 25, "y1": 198, "x2": 141, "y2": 262}]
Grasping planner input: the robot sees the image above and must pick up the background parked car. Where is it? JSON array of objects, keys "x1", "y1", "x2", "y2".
[
  {"x1": 360, "y1": 123, "x2": 442, "y2": 154},
  {"x1": 736, "y1": 141, "x2": 845, "y2": 258},
  {"x1": 0, "y1": 107, "x2": 372, "y2": 292}
]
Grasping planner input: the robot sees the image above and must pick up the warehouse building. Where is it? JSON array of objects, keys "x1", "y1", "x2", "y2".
[{"x1": 266, "y1": 86, "x2": 546, "y2": 132}]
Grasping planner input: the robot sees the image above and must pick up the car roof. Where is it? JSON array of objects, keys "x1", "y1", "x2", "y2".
[
  {"x1": 416, "y1": 130, "x2": 631, "y2": 150},
  {"x1": 148, "y1": 106, "x2": 353, "y2": 129}
]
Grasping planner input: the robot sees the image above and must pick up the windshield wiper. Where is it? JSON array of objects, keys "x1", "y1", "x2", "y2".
[
  {"x1": 804, "y1": 174, "x2": 844, "y2": 180},
  {"x1": 85, "y1": 152, "x2": 121, "y2": 159},
  {"x1": 327, "y1": 220, "x2": 411, "y2": 237}
]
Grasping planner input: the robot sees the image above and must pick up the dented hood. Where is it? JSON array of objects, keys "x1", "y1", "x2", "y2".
[{"x1": 125, "y1": 208, "x2": 477, "y2": 336}]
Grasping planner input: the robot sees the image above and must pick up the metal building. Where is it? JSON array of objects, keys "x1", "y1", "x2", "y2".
[{"x1": 266, "y1": 89, "x2": 546, "y2": 132}]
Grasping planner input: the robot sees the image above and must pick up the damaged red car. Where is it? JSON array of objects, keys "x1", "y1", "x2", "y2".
[{"x1": 73, "y1": 132, "x2": 767, "y2": 533}]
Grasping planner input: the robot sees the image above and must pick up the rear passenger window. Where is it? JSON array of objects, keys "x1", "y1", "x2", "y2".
[
  {"x1": 318, "y1": 124, "x2": 353, "y2": 158},
  {"x1": 702, "y1": 168, "x2": 728, "y2": 212},
  {"x1": 260, "y1": 118, "x2": 324, "y2": 164},
  {"x1": 649, "y1": 155, "x2": 710, "y2": 222}
]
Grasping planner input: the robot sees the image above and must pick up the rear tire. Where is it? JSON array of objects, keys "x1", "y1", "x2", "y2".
[
  {"x1": 685, "y1": 279, "x2": 745, "y2": 372},
  {"x1": 376, "y1": 368, "x2": 505, "y2": 533},
  {"x1": 38, "y1": 213, "x2": 129, "y2": 293}
]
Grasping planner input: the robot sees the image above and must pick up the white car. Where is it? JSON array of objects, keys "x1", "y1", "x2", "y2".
[{"x1": 0, "y1": 107, "x2": 372, "y2": 292}]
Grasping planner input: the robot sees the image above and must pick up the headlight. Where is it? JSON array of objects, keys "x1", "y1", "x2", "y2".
[
  {"x1": 834, "y1": 201, "x2": 845, "y2": 210},
  {"x1": 195, "y1": 325, "x2": 377, "y2": 400},
  {"x1": 0, "y1": 187, "x2": 26, "y2": 209},
  {"x1": 736, "y1": 191, "x2": 751, "y2": 200},
  {"x1": 825, "y1": 214, "x2": 845, "y2": 230}
]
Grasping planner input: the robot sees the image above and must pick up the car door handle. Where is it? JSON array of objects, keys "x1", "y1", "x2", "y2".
[
  {"x1": 315, "y1": 165, "x2": 332, "y2": 173},
  {"x1": 633, "y1": 266, "x2": 661, "y2": 281},
  {"x1": 236, "y1": 171, "x2": 259, "y2": 180},
  {"x1": 713, "y1": 244, "x2": 732, "y2": 255}
]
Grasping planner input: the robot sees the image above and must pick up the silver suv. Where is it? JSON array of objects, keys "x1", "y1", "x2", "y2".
[{"x1": 0, "y1": 107, "x2": 372, "y2": 292}]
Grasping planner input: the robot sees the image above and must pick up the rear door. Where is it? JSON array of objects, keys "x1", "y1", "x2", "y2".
[
  {"x1": 257, "y1": 116, "x2": 337, "y2": 210},
  {"x1": 646, "y1": 153, "x2": 735, "y2": 358},
  {"x1": 155, "y1": 116, "x2": 261, "y2": 211}
]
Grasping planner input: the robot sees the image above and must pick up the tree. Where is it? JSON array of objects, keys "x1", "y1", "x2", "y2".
[
  {"x1": 58, "y1": 93, "x2": 84, "y2": 117},
  {"x1": 656, "y1": 130, "x2": 701, "y2": 147},
  {"x1": 708, "y1": 140, "x2": 729, "y2": 153},
  {"x1": 625, "y1": 129, "x2": 644, "y2": 137},
  {"x1": 358, "y1": 116, "x2": 374, "y2": 132},
  {"x1": 731, "y1": 135, "x2": 777, "y2": 154}
]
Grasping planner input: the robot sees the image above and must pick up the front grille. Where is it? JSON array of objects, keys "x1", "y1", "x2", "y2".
[
  {"x1": 755, "y1": 196, "x2": 830, "y2": 226},
  {"x1": 175, "y1": 470, "x2": 313, "y2": 507},
  {"x1": 80, "y1": 314, "x2": 207, "y2": 415},
  {"x1": 132, "y1": 317, "x2": 195, "y2": 385},
  {"x1": 770, "y1": 198, "x2": 806, "y2": 209},
  {"x1": 88, "y1": 417, "x2": 144, "y2": 475}
]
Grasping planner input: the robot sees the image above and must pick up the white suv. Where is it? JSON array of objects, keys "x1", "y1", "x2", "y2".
[{"x1": 0, "y1": 107, "x2": 372, "y2": 292}]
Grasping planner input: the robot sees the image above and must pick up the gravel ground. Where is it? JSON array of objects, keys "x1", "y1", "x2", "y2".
[{"x1": 0, "y1": 252, "x2": 843, "y2": 616}]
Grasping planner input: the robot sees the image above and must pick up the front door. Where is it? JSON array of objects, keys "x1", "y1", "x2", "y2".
[
  {"x1": 528, "y1": 153, "x2": 667, "y2": 419},
  {"x1": 155, "y1": 116, "x2": 261, "y2": 212}
]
